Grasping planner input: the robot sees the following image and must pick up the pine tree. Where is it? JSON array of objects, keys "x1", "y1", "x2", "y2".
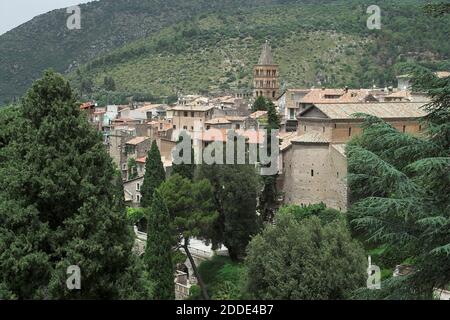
[
  {"x1": 347, "y1": 69, "x2": 450, "y2": 297},
  {"x1": 144, "y1": 190, "x2": 174, "y2": 300},
  {"x1": 140, "y1": 140, "x2": 166, "y2": 208},
  {"x1": 0, "y1": 70, "x2": 143, "y2": 299},
  {"x1": 251, "y1": 96, "x2": 268, "y2": 112},
  {"x1": 197, "y1": 163, "x2": 261, "y2": 261},
  {"x1": 159, "y1": 174, "x2": 218, "y2": 299}
]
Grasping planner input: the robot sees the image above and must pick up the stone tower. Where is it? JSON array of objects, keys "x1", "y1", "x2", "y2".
[{"x1": 253, "y1": 41, "x2": 279, "y2": 100}]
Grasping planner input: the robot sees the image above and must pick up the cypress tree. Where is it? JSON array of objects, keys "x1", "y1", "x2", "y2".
[
  {"x1": 144, "y1": 190, "x2": 174, "y2": 300},
  {"x1": 0, "y1": 70, "x2": 142, "y2": 299},
  {"x1": 260, "y1": 100, "x2": 281, "y2": 222},
  {"x1": 140, "y1": 140, "x2": 166, "y2": 208}
]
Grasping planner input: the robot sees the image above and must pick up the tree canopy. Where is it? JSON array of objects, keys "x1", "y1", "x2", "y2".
[
  {"x1": 140, "y1": 140, "x2": 166, "y2": 208},
  {"x1": 347, "y1": 69, "x2": 450, "y2": 297},
  {"x1": 0, "y1": 70, "x2": 145, "y2": 299},
  {"x1": 245, "y1": 205, "x2": 366, "y2": 300}
]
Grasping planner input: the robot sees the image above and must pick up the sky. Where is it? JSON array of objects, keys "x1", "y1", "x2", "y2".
[{"x1": 0, "y1": 0, "x2": 96, "y2": 35}]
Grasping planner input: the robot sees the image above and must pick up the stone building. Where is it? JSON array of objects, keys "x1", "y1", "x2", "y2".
[
  {"x1": 166, "y1": 105, "x2": 215, "y2": 133},
  {"x1": 253, "y1": 42, "x2": 280, "y2": 100},
  {"x1": 281, "y1": 102, "x2": 427, "y2": 211},
  {"x1": 124, "y1": 176, "x2": 144, "y2": 207}
]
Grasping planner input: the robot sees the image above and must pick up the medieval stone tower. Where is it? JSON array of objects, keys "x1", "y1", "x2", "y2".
[{"x1": 253, "y1": 41, "x2": 280, "y2": 100}]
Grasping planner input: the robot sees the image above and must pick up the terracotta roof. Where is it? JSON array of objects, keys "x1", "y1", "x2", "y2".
[
  {"x1": 126, "y1": 137, "x2": 150, "y2": 146},
  {"x1": 279, "y1": 132, "x2": 298, "y2": 151},
  {"x1": 135, "y1": 104, "x2": 167, "y2": 112},
  {"x1": 136, "y1": 156, "x2": 147, "y2": 164},
  {"x1": 205, "y1": 118, "x2": 231, "y2": 125},
  {"x1": 168, "y1": 105, "x2": 214, "y2": 112},
  {"x1": 291, "y1": 132, "x2": 330, "y2": 144},
  {"x1": 300, "y1": 89, "x2": 375, "y2": 104},
  {"x1": 225, "y1": 116, "x2": 247, "y2": 122},
  {"x1": 136, "y1": 156, "x2": 171, "y2": 168},
  {"x1": 385, "y1": 90, "x2": 411, "y2": 99},
  {"x1": 80, "y1": 102, "x2": 96, "y2": 110},
  {"x1": 331, "y1": 144, "x2": 346, "y2": 156},
  {"x1": 249, "y1": 110, "x2": 268, "y2": 119},
  {"x1": 199, "y1": 128, "x2": 266, "y2": 144},
  {"x1": 302, "y1": 102, "x2": 427, "y2": 120}
]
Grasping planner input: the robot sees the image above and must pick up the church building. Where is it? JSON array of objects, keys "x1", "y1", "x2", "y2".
[{"x1": 253, "y1": 42, "x2": 280, "y2": 100}]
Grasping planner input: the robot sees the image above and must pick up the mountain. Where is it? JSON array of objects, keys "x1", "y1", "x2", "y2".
[{"x1": 0, "y1": 0, "x2": 449, "y2": 105}]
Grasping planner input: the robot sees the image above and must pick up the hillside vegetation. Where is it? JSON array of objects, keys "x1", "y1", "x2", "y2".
[{"x1": 0, "y1": 0, "x2": 449, "y2": 104}]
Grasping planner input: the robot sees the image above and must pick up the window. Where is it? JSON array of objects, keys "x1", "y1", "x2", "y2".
[
  {"x1": 348, "y1": 127, "x2": 352, "y2": 137},
  {"x1": 191, "y1": 126, "x2": 194, "y2": 131},
  {"x1": 235, "y1": 124, "x2": 241, "y2": 130},
  {"x1": 337, "y1": 172, "x2": 339, "y2": 178},
  {"x1": 122, "y1": 163, "x2": 127, "y2": 171},
  {"x1": 173, "y1": 125, "x2": 177, "y2": 129},
  {"x1": 136, "y1": 183, "x2": 140, "y2": 191},
  {"x1": 184, "y1": 112, "x2": 188, "y2": 117},
  {"x1": 419, "y1": 125, "x2": 422, "y2": 132},
  {"x1": 402, "y1": 125, "x2": 406, "y2": 133},
  {"x1": 136, "y1": 195, "x2": 141, "y2": 203},
  {"x1": 304, "y1": 126, "x2": 307, "y2": 132},
  {"x1": 191, "y1": 112, "x2": 195, "y2": 117},
  {"x1": 183, "y1": 126, "x2": 188, "y2": 130},
  {"x1": 311, "y1": 169, "x2": 314, "y2": 177},
  {"x1": 323, "y1": 127, "x2": 325, "y2": 133}
]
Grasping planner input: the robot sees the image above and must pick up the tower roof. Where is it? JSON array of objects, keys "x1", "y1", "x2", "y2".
[{"x1": 257, "y1": 41, "x2": 276, "y2": 65}]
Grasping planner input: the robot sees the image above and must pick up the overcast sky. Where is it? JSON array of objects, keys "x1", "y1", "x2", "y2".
[{"x1": 0, "y1": 0, "x2": 96, "y2": 35}]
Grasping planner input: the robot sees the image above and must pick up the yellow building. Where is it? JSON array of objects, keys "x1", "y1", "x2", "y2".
[{"x1": 253, "y1": 41, "x2": 280, "y2": 100}]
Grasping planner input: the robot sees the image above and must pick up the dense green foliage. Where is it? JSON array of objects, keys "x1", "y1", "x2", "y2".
[
  {"x1": 158, "y1": 174, "x2": 217, "y2": 241},
  {"x1": 144, "y1": 190, "x2": 174, "y2": 300},
  {"x1": 190, "y1": 256, "x2": 246, "y2": 300},
  {"x1": 2, "y1": 0, "x2": 449, "y2": 104},
  {"x1": 0, "y1": 71, "x2": 147, "y2": 299},
  {"x1": 158, "y1": 173, "x2": 218, "y2": 299},
  {"x1": 259, "y1": 98, "x2": 282, "y2": 222},
  {"x1": 347, "y1": 70, "x2": 450, "y2": 298},
  {"x1": 197, "y1": 163, "x2": 261, "y2": 261},
  {"x1": 140, "y1": 140, "x2": 166, "y2": 208},
  {"x1": 251, "y1": 96, "x2": 268, "y2": 112},
  {"x1": 127, "y1": 158, "x2": 138, "y2": 180},
  {"x1": 245, "y1": 205, "x2": 366, "y2": 300}
]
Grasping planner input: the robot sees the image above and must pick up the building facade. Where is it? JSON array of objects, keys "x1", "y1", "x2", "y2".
[
  {"x1": 281, "y1": 102, "x2": 427, "y2": 211},
  {"x1": 253, "y1": 42, "x2": 280, "y2": 100}
]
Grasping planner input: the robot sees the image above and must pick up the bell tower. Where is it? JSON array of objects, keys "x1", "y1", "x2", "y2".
[{"x1": 253, "y1": 41, "x2": 279, "y2": 100}]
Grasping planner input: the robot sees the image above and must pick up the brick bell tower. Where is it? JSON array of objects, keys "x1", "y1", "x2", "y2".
[{"x1": 253, "y1": 41, "x2": 280, "y2": 100}]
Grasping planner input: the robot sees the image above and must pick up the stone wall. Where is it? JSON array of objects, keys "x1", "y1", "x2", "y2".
[{"x1": 282, "y1": 142, "x2": 348, "y2": 211}]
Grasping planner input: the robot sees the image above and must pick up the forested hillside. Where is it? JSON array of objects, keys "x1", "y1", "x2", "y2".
[{"x1": 0, "y1": 0, "x2": 449, "y2": 104}]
